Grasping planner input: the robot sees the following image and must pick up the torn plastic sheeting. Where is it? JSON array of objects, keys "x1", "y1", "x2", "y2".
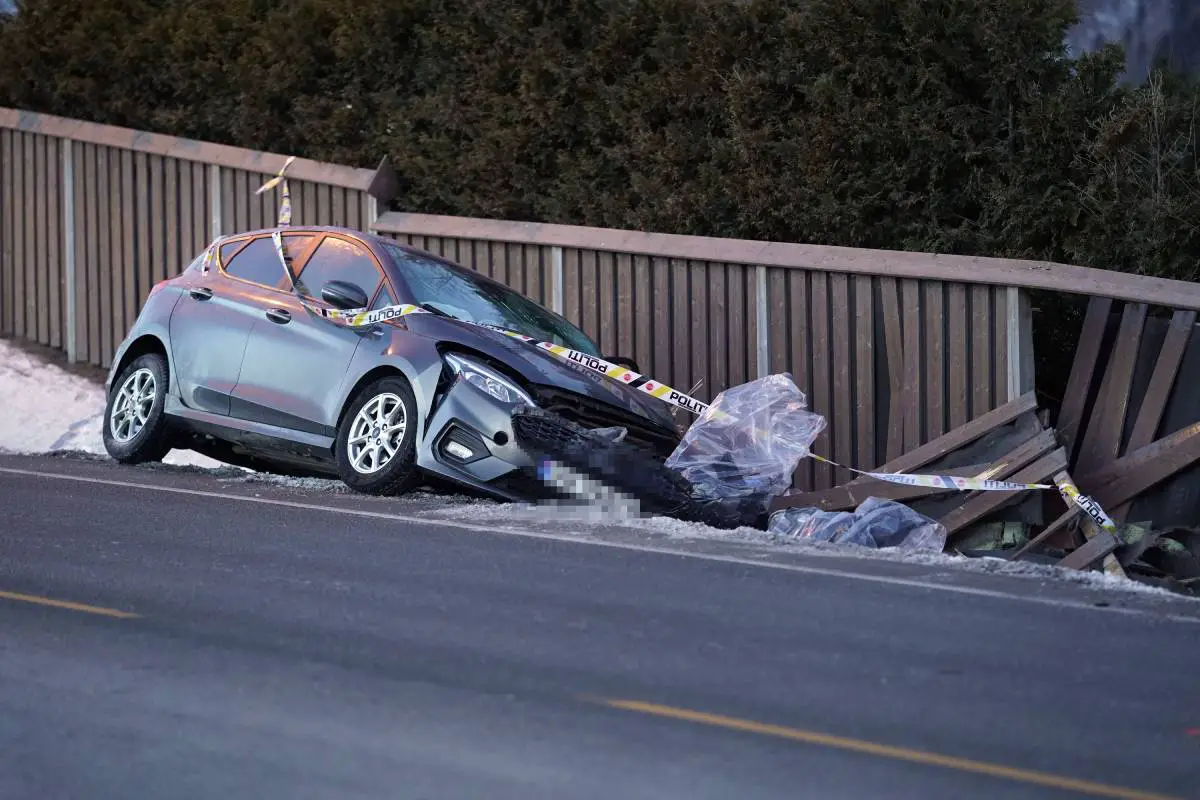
[
  {"x1": 767, "y1": 497, "x2": 949, "y2": 551},
  {"x1": 664, "y1": 373, "x2": 826, "y2": 516}
]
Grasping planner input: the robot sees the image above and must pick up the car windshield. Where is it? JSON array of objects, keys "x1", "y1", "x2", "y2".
[{"x1": 384, "y1": 242, "x2": 599, "y2": 355}]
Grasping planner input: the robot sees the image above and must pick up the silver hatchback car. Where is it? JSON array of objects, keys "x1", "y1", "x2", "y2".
[{"x1": 102, "y1": 226, "x2": 681, "y2": 498}]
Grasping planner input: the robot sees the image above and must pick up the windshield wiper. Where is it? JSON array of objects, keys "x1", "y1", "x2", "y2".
[{"x1": 418, "y1": 302, "x2": 455, "y2": 319}]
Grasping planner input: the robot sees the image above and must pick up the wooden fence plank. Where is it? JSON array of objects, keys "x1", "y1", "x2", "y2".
[
  {"x1": 46, "y1": 138, "x2": 62, "y2": 349},
  {"x1": 134, "y1": 153, "x2": 151, "y2": 308},
  {"x1": 690, "y1": 260, "x2": 710, "y2": 402},
  {"x1": 810, "y1": 271, "x2": 833, "y2": 488},
  {"x1": 562, "y1": 247, "x2": 581, "y2": 329},
  {"x1": 992, "y1": 286, "x2": 1008, "y2": 409},
  {"x1": 854, "y1": 276, "x2": 875, "y2": 468},
  {"x1": 708, "y1": 263, "x2": 728, "y2": 396},
  {"x1": 970, "y1": 284, "x2": 992, "y2": 419},
  {"x1": 789, "y1": 270, "x2": 813, "y2": 490},
  {"x1": 831, "y1": 273, "x2": 852, "y2": 482},
  {"x1": 880, "y1": 278, "x2": 905, "y2": 462},
  {"x1": 1, "y1": 130, "x2": 12, "y2": 336},
  {"x1": 634, "y1": 254, "x2": 653, "y2": 375},
  {"x1": 34, "y1": 134, "x2": 49, "y2": 344},
  {"x1": 73, "y1": 142, "x2": 89, "y2": 362},
  {"x1": 1076, "y1": 302, "x2": 1148, "y2": 475},
  {"x1": 1057, "y1": 297, "x2": 1113, "y2": 461},
  {"x1": 726, "y1": 263, "x2": 747, "y2": 386},
  {"x1": 924, "y1": 281, "x2": 945, "y2": 438},
  {"x1": 939, "y1": 448, "x2": 1068, "y2": 536},
  {"x1": 902, "y1": 278, "x2": 922, "y2": 450},
  {"x1": 947, "y1": 283, "x2": 968, "y2": 429},
  {"x1": 21, "y1": 132, "x2": 34, "y2": 339},
  {"x1": 149, "y1": 155, "x2": 165, "y2": 284},
  {"x1": 120, "y1": 150, "x2": 135, "y2": 332},
  {"x1": 651, "y1": 257, "x2": 671, "y2": 378},
  {"x1": 96, "y1": 146, "x2": 113, "y2": 365},
  {"x1": 84, "y1": 143, "x2": 100, "y2": 364}
]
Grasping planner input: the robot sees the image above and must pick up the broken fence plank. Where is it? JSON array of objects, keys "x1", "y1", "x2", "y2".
[
  {"x1": 1112, "y1": 309, "x2": 1197, "y2": 520},
  {"x1": 939, "y1": 447, "x2": 1068, "y2": 537},
  {"x1": 1082, "y1": 422, "x2": 1200, "y2": 512},
  {"x1": 1075, "y1": 302, "x2": 1148, "y2": 475},
  {"x1": 1057, "y1": 529, "x2": 1120, "y2": 571},
  {"x1": 1007, "y1": 508, "x2": 1079, "y2": 561},
  {"x1": 1056, "y1": 297, "x2": 1113, "y2": 463}
]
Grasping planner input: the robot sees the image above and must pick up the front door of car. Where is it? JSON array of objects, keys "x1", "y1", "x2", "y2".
[
  {"x1": 168, "y1": 235, "x2": 308, "y2": 415},
  {"x1": 230, "y1": 234, "x2": 389, "y2": 436}
]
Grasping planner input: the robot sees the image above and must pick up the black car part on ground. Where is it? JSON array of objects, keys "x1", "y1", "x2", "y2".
[{"x1": 510, "y1": 405, "x2": 765, "y2": 530}]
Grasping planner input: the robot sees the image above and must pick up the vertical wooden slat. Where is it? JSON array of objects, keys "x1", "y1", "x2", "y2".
[
  {"x1": 580, "y1": 250, "x2": 601, "y2": 345},
  {"x1": 768, "y1": 269, "x2": 789, "y2": 375},
  {"x1": 947, "y1": 283, "x2": 969, "y2": 429},
  {"x1": 221, "y1": 168, "x2": 236, "y2": 233},
  {"x1": 924, "y1": 281, "x2": 945, "y2": 438},
  {"x1": 192, "y1": 160, "x2": 208, "y2": 251},
  {"x1": 12, "y1": 131, "x2": 25, "y2": 339},
  {"x1": 84, "y1": 143, "x2": 100, "y2": 365},
  {"x1": 690, "y1": 260, "x2": 710, "y2": 402},
  {"x1": 562, "y1": 248, "x2": 582, "y2": 329},
  {"x1": 810, "y1": 271, "x2": 833, "y2": 488},
  {"x1": 789, "y1": 270, "x2": 814, "y2": 490},
  {"x1": 318, "y1": 184, "x2": 333, "y2": 227},
  {"x1": 1056, "y1": 297, "x2": 1113, "y2": 461},
  {"x1": 107, "y1": 144, "x2": 125, "y2": 365},
  {"x1": 120, "y1": 150, "x2": 136, "y2": 328},
  {"x1": 830, "y1": 273, "x2": 852, "y2": 481},
  {"x1": 706, "y1": 263, "x2": 727, "y2": 396},
  {"x1": 524, "y1": 245, "x2": 543, "y2": 304},
  {"x1": 1, "y1": 130, "x2": 12, "y2": 336},
  {"x1": 245, "y1": 171, "x2": 262, "y2": 230},
  {"x1": 34, "y1": 135, "x2": 49, "y2": 344},
  {"x1": 651, "y1": 258, "x2": 670, "y2": 378},
  {"x1": 880, "y1": 278, "x2": 905, "y2": 461},
  {"x1": 135, "y1": 153, "x2": 151, "y2": 308},
  {"x1": 901, "y1": 279, "x2": 922, "y2": 450},
  {"x1": 854, "y1": 276, "x2": 875, "y2": 469},
  {"x1": 615, "y1": 252, "x2": 634, "y2": 359},
  {"x1": 96, "y1": 146, "x2": 113, "y2": 365},
  {"x1": 332, "y1": 187, "x2": 346, "y2": 228},
  {"x1": 22, "y1": 132, "x2": 35, "y2": 339},
  {"x1": 73, "y1": 142, "x2": 89, "y2": 363},
  {"x1": 1076, "y1": 302, "x2": 1149, "y2": 475},
  {"x1": 726, "y1": 264, "x2": 747, "y2": 386},
  {"x1": 670, "y1": 258, "x2": 692, "y2": 394},
  {"x1": 634, "y1": 254, "x2": 653, "y2": 373},
  {"x1": 164, "y1": 158, "x2": 179, "y2": 276},
  {"x1": 970, "y1": 284, "x2": 992, "y2": 421},
  {"x1": 599, "y1": 251, "x2": 617, "y2": 355},
  {"x1": 178, "y1": 160, "x2": 194, "y2": 273},
  {"x1": 149, "y1": 156, "x2": 166, "y2": 284},
  {"x1": 992, "y1": 286, "x2": 1008, "y2": 410},
  {"x1": 46, "y1": 138, "x2": 62, "y2": 349}
]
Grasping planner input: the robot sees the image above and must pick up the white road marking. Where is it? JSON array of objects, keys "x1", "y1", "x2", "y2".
[{"x1": 1, "y1": 465, "x2": 1197, "y2": 623}]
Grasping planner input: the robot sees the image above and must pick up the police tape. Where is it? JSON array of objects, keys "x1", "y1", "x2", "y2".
[{"x1": 1053, "y1": 473, "x2": 1120, "y2": 537}]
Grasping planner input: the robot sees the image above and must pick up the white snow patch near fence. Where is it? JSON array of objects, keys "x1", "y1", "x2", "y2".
[
  {"x1": 427, "y1": 500, "x2": 1185, "y2": 600},
  {"x1": 0, "y1": 339, "x2": 220, "y2": 467}
]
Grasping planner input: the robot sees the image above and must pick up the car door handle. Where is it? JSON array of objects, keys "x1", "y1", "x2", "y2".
[
  {"x1": 266, "y1": 308, "x2": 292, "y2": 325},
  {"x1": 189, "y1": 287, "x2": 214, "y2": 301}
]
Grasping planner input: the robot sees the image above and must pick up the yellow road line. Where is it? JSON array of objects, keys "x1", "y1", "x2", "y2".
[
  {"x1": 598, "y1": 698, "x2": 1179, "y2": 800},
  {"x1": 0, "y1": 589, "x2": 139, "y2": 619}
]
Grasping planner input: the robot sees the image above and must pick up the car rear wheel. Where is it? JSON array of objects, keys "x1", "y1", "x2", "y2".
[
  {"x1": 102, "y1": 352, "x2": 174, "y2": 464},
  {"x1": 335, "y1": 375, "x2": 421, "y2": 495}
]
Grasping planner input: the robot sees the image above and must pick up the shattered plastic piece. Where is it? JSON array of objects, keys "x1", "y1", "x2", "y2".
[
  {"x1": 767, "y1": 497, "x2": 947, "y2": 551},
  {"x1": 590, "y1": 426, "x2": 628, "y2": 444},
  {"x1": 665, "y1": 374, "x2": 826, "y2": 515}
]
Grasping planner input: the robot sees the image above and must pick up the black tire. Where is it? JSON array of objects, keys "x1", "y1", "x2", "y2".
[
  {"x1": 334, "y1": 375, "x2": 422, "y2": 495},
  {"x1": 102, "y1": 352, "x2": 174, "y2": 464}
]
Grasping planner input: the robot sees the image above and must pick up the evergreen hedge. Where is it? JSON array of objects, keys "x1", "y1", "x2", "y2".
[{"x1": 3, "y1": 0, "x2": 1199, "y2": 406}]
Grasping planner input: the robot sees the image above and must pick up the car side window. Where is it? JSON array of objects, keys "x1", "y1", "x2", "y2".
[
  {"x1": 221, "y1": 237, "x2": 285, "y2": 288},
  {"x1": 295, "y1": 236, "x2": 383, "y2": 302}
]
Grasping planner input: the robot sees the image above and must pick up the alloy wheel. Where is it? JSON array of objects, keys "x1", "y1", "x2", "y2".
[{"x1": 347, "y1": 392, "x2": 408, "y2": 474}]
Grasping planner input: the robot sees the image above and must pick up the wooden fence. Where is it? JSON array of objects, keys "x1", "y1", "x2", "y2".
[{"x1": 5, "y1": 107, "x2": 1200, "y2": 491}]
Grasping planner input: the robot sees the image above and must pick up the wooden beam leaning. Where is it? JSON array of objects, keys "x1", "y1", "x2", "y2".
[{"x1": 937, "y1": 447, "x2": 1068, "y2": 536}]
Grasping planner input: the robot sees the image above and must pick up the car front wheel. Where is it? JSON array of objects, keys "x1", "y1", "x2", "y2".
[
  {"x1": 102, "y1": 352, "x2": 174, "y2": 464},
  {"x1": 335, "y1": 375, "x2": 422, "y2": 495}
]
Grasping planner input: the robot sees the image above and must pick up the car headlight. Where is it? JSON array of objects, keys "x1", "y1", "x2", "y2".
[{"x1": 443, "y1": 353, "x2": 536, "y2": 407}]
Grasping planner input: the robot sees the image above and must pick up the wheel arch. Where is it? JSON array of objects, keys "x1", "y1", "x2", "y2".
[
  {"x1": 112, "y1": 334, "x2": 171, "y2": 391},
  {"x1": 335, "y1": 365, "x2": 418, "y2": 431}
]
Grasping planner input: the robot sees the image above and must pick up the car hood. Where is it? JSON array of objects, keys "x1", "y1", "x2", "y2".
[{"x1": 403, "y1": 314, "x2": 679, "y2": 430}]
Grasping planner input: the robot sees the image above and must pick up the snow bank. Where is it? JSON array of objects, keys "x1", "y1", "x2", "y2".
[{"x1": 0, "y1": 339, "x2": 220, "y2": 467}]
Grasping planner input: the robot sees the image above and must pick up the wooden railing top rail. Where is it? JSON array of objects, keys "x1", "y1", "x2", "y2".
[
  {"x1": 375, "y1": 211, "x2": 1200, "y2": 309},
  {"x1": 0, "y1": 107, "x2": 376, "y2": 191}
]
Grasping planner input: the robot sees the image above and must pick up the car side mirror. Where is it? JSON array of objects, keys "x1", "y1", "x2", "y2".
[
  {"x1": 606, "y1": 355, "x2": 641, "y2": 373},
  {"x1": 321, "y1": 280, "x2": 368, "y2": 310}
]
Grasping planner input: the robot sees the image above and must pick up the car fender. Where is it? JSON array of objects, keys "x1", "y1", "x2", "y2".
[
  {"x1": 107, "y1": 288, "x2": 185, "y2": 395},
  {"x1": 332, "y1": 325, "x2": 445, "y2": 436}
]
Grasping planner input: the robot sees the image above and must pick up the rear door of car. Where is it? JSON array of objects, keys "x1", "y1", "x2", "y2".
[
  {"x1": 167, "y1": 235, "x2": 309, "y2": 415},
  {"x1": 230, "y1": 233, "x2": 391, "y2": 436}
]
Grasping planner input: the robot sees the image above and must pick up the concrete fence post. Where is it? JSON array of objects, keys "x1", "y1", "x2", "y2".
[{"x1": 62, "y1": 138, "x2": 76, "y2": 364}]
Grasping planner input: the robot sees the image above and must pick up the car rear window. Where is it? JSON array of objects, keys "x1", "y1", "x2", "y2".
[{"x1": 295, "y1": 236, "x2": 383, "y2": 301}]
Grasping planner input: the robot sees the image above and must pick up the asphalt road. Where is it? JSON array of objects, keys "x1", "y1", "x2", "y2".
[{"x1": 1, "y1": 453, "x2": 1198, "y2": 800}]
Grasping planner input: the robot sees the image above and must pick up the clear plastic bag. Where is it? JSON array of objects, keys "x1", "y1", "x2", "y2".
[
  {"x1": 767, "y1": 497, "x2": 947, "y2": 551},
  {"x1": 665, "y1": 373, "x2": 827, "y2": 514}
]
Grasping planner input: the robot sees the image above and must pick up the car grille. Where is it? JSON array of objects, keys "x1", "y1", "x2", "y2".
[{"x1": 529, "y1": 385, "x2": 681, "y2": 459}]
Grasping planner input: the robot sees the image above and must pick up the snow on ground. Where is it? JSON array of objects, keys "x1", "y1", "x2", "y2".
[{"x1": 0, "y1": 339, "x2": 222, "y2": 468}]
